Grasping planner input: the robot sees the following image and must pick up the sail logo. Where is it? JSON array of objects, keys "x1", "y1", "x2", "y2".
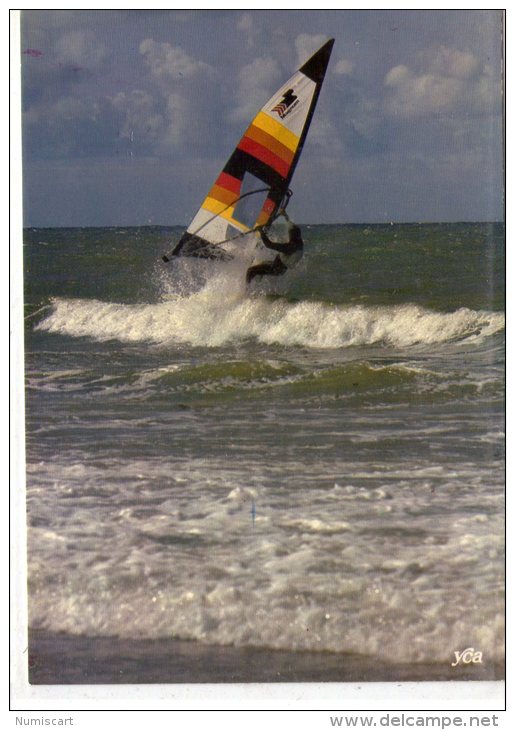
[{"x1": 271, "y1": 89, "x2": 299, "y2": 119}]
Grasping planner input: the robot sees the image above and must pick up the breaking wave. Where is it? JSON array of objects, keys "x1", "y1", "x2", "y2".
[
  {"x1": 34, "y1": 266, "x2": 504, "y2": 349},
  {"x1": 35, "y1": 299, "x2": 504, "y2": 351}
]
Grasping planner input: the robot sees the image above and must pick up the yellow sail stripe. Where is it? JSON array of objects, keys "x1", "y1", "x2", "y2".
[
  {"x1": 252, "y1": 111, "x2": 299, "y2": 153},
  {"x1": 201, "y1": 196, "x2": 234, "y2": 217},
  {"x1": 201, "y1": 197, "x2": 250, "y2": 231}
]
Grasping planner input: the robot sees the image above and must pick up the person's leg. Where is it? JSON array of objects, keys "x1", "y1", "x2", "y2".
[
  {"x1": 246, "y1": 257, "x2": 287, "y2": 283},
  {"x1": 246, "y1": 262, "x2": 274, "y2": 283},
  {"x1": 269, "y1": 257, "x2": 288, "y2": 275}
]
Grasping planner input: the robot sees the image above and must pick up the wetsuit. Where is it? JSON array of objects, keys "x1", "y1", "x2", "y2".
[{"x1": 246, "y1": 225, "x2": 304, "y2": 284}]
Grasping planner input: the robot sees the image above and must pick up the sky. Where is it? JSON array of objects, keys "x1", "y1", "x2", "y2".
[{"x1": 19, "y1": 9, "x2": 504, "y2": 226}]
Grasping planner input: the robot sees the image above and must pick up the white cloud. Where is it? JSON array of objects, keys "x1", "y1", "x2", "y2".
[
  {"x1": 24, "y1": 95, "x2": 98, "y2": 126},
  {"x1": 237, "y1": 12, "x2": 260, "y2": 49},
  {"x1": 136, "y1": 39, "x2": 219, "y2": 152},
  {"x1": 349, "y1": 97, "x2": 382, "y2": 142},
  {"x1": 139, "y1": 39, "x2": 213, "y2": 87},
  {"x1": 230, "y1": 56, "x2": 282, "y2": 123},
  {"x1": 384, "y1": 65, "x2": 410, "y2": 87},
  {"x1": 238, "y1": 56, "x2": 281, "y2": 91},
  {"x1": 162, "y1": 92, "x2": 191, "y2": 150},
  {"x1": 54, "y1": 29, "x2": 106, "y2": 68},
  {"x1": 111, "y1": 90, "x2": 163, "y2": 143},
  {"x1": 333, "y1": 59, "x2": 355, "y2": 76},
  {"x1": 384, "y1": 69, "x2": 462, "y2": 117},
  {"x1": 430, "y1": 46, "x2": 482, "y2": 80},
  {"x1": 383, "y1": 46, "x2": 500, "y2": 118}
]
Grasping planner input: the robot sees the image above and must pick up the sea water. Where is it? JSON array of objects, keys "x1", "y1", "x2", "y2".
[{"x1": 23, "y1": 223, "x2": 505, "y2": 667}]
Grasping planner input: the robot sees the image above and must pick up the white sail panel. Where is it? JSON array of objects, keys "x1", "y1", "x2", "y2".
[{"x1": 262, "y1": 73, "x2": 317, "y2": 138}]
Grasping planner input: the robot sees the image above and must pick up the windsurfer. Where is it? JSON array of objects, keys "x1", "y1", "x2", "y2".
[{"x1": 246, "y1": 211, "x2": 304, "y2": 284}]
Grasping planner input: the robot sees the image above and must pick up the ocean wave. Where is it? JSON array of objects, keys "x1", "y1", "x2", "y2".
[{"x1": 36, "y1": 285, "x2": 505, "y2": 350}]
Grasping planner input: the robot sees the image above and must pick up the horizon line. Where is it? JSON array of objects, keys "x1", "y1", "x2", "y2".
[{"x1": 22, "y1": 220, "x2": 505, "y2": 230}]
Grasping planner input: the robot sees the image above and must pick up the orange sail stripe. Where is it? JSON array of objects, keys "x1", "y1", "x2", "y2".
[
  {"x1": 237, "y1": 137, "x2": 290, "y2": 179},
  {"x1": 206, "y1": 183, "x2": 240, "y2": 207},
  {"x1": 252, "y1": 111, "x2": 299, "y2": 153},
  {"x1": 256, "y1": 211, "x2": 269, "y2": 227},
  {"x1": 244, "y1": 124, "x2": 295, "y2": 167}
]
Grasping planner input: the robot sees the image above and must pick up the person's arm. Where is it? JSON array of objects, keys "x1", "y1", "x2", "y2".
[
  {"x1": 274, "y1": 240, "x2": 302, "y2": 255},
  {"x1": 260, "y1": 227, "x2": 303, "y2": 255},
  {"x1": 260, "y1": 228, "x2": 283, "y2": 252}
]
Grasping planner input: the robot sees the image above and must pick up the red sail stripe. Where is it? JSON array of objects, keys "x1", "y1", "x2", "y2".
[
  {"x1": 262, "y1": 197, "x2": 276, "y2": 214},
  {"x1": 214, "y1": 171, "x2": 242, "y2": 194},
  {"x1": 256, "y1": 197, "x2": 277, "y2": 227},
  {"x1": 237, "y1": 136, "x2": 290, "y2": 179}
]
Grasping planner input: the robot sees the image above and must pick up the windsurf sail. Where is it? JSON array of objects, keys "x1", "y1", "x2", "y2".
[{"x1": 166, "y1": 38, "x2": 334, "y2": 261}]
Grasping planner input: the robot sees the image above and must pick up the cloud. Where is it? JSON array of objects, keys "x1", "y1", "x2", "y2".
[
  {"x1": 110, "y1": 90, "x2": 163, "y2": 143},
  {"x1": 229, "y1": 56, "x2": 282, "y2": 123},
  {"x1": 333, "y1": 59, "x2": 354, "y2": 76},
  {"x1": 24, "y1": 96, "x2": 85, "y2": 124},
  {"x1": 384, "y1": 65, "x2": 410, "y2": 87},
  {"x1": 161, "y1": 92, "x2": 192, "y2": 150},
  {"x1": 136, "y1": 39, "x2": 221, "y2": 154},
  {"x1": 428, "y1": 46, "x2": 482, "y2": 80},
  {"x1": 383, "y1": 45, "x2": 500, "y2": 118},
  {"x1": 21, "y1": 25, "x2": 108, "y2": 110},
  {"x1": 22, "y1": 94, "x2": 118, "y2": 159},
  {"x1": 139, "y1": 39, "x2": 213, "y2": 87},
  {"x1": 237, "y1": 12, "x2": 253, "y2": 33},
  {"x1": 54, "y1": 29, "x2": 106, "y2": 68},
  {"x1": 384, "y1": 65, "x2": 462, "y2": 116},
  {"x1": 237, "y1": 12, "x2": 261, "y2": 49}
]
